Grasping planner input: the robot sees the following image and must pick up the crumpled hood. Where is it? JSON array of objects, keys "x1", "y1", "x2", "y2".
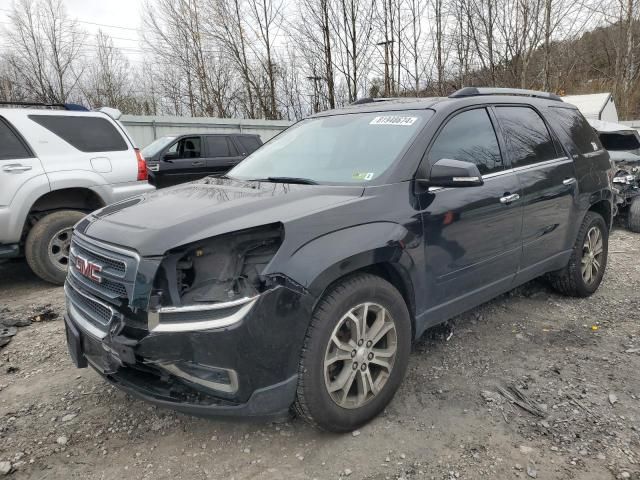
[{"x1": 81, "y1": 177, "x2": 365, "y2": 256}]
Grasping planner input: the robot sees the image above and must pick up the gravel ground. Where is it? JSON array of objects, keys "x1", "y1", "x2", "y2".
[{"x1": 0, "y1": 228, "x2": 639, "y2": 480}]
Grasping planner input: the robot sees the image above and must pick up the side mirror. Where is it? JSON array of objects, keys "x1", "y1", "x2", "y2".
[
  {"x1": 420, "y1": 158, "x2": 484, "y2": 187},
  {"x1": 163, "y1": 152, "x2": 179, "y2": 162}
]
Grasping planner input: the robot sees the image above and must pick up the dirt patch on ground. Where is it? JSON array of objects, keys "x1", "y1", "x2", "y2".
[{"x1": 0, "y1": 229, "x2": 639, "y2": 480}]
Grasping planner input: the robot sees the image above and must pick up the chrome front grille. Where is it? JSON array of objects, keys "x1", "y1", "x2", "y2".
[
  {"x1": 66, "y1": 276, "x2": 114, "y2": 327},
  {"x1": 68, "y1": 232, "x2": 139, "y2": 303},
  {"x1": 72, "y1": 240, "x2": 126, "y2": 275},
  {"x1": 66, "y1": 232, "x2": 140, "y2": 332}
]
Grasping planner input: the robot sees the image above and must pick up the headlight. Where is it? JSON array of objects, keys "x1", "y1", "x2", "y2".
[
  {"x1": 152, "y1": 223, "x2": 284, "y2": 310},
  {"x1": 613, "y1": 174, "x2": 635, "y2": 185}
]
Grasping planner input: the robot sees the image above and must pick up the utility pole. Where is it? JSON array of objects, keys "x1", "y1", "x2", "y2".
[
  {"x1": 376, "y1": 40, "x2": 394, "y2": 97},
  {"x1": 307, "y1": 75, "x2": 323, "y2": 114}
]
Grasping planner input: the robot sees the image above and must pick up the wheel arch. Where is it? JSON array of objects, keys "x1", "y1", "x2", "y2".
[
  {"x1": 22, "y1": 187, "x2": 106, "y2": 240},
  {"x1": 588, "y1": 198, "x2": 612, "y2": 230},
  {"x1": 306, "y1": 256, "x2": 417, "y2": 340}
]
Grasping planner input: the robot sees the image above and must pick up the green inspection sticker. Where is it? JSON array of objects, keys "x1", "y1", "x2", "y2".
[{"x1": 353, "y1": 172, "x2": 375, "y2": 180}]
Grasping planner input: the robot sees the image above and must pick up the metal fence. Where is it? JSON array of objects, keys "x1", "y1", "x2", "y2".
[{"x1": 120, "y1": 115, "x2": 293, "y2": 148}]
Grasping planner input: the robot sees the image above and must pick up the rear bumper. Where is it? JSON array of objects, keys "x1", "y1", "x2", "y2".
[{"x1": 63, "y1": 283, "x2": 312, "y2": 418}]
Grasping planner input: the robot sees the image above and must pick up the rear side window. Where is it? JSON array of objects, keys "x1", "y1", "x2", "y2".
[
  {"x1": 205, "y1": 136, "x2": 232, "y2": 157},
  {"x1": 429, "y1": 108, "x2": 504, "y2": 175},
  {"x1": 29, "y1": 115, "x2": 128, "y2": 152},
  {"x1": 236, "y1": 136, "x2": 261, "y2": 154},
  {"x1": 0, "y1": 118, "x2": 31, "y2": 160},
  {"x1": 546, "y1": 107, "x2": 601, "y2": 154},
  {"x1": 495, "y1": 106, "x2": 557, "y2": 167}
]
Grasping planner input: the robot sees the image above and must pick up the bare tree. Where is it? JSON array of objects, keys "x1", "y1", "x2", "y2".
[
  {"x1": 82, "y1": 31, "x2": 133, "y2": 109},
  {"x1": 246, "y1": 0, "x2": 283, "y2": 118},
  {"x1": 5, "y1": 0, "x2": 85, "y2": 103}
]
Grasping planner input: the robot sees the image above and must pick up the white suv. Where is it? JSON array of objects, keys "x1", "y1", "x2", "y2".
[{"x1": 0, "y1": 103, "x2": 155, "y2": 284}]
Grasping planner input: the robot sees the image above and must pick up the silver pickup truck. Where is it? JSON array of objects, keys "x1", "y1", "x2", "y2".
[{"x1": 0, "y1": 103, "x2": 154, "y2": 284}]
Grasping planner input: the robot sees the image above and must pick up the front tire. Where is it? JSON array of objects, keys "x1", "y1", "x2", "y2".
[
  {"x1": 628, "y1": 197, "x2": 640, "y2": 233},
  {"x1": 294, "y1": 274, "x2": 411, "y2": 432},
  {"x1": 549, "y1": 211, "x2": 608, "y2": 297},
  {"x1": 25, "y1": 210, "x2": 86, "y2": 285}
]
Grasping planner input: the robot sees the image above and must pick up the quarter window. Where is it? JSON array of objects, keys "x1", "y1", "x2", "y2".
[
  {"x1": 546, "y1": 106, "x2": 602, "y2": 155},
  {"x1": 495, "y1": 106, "x2": 557, "y2": 167},
  {"x1": 0, "y1": 118, "x2": 31, "y2": 160},
  {"x1": 429, "y1": 108, "x2": 504, "y2": 175},
  {"x1": 29, "y1": 115, "x2": 127, "y2": 152}
]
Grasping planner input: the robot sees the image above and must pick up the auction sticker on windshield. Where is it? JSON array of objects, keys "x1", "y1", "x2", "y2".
[
  {"x1": 370, "y1": 116, "x2": 418, "y2": 126},
  {"x1": 353, "y1": 172, "x2": 375, "y2": 181}
]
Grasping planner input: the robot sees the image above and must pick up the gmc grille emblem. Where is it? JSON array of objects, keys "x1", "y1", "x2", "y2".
[{"x1": 75, "y1": 255, "x2": 103, "y2": 283}]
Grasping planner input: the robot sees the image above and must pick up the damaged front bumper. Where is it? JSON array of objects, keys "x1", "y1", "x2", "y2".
[{"x1": 64, "y1": 283, "x2": 312, "y2": 419}]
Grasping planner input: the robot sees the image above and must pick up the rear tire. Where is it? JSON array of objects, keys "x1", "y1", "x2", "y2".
[
  {"x1": 294, "y1": 273, "x2": 411, "y2": 432},
  {"x1": 628, "y1": 197, "x2": 640, "y2": 233},
  {"x1": 25, "y1": 210, "x2": 86, "y2": 285},
  {"x1": 549, "y1": 211, "x2": 608, "y2": 297}
]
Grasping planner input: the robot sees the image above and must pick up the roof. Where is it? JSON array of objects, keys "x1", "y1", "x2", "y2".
[
  {"x1": 562, "y1": 93, "x2": 613, "y2": 119},
  {"x1": 313, "y1": 91, "x2": 573, "y2": 117}
]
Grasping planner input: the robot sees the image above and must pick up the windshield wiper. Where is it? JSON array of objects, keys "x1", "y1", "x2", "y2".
[{"x1": 249, "y1": 176, "x2": 318, "y2": 185}]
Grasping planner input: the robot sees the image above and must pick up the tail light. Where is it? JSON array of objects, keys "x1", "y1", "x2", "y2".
[{"x1": 135, "y1": 148, "x2": 148, "y2": 181}]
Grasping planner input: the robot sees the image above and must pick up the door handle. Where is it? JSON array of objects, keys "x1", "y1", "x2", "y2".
[
  {"x1": 191, "y1": 161, "x2": 204, "y2": 166},
  {"x1": 3, "y1": 164, "x2": 32, "y2": 172},
  {"x1": 500, "y1": 193, "x2": 520, "y2": 204},
  {"x1": 563, "y1": 177, "x2": 576, "y2": 186}
]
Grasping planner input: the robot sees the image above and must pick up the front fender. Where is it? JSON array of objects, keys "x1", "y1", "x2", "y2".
[{"x1": 276, "y1": 222, "x2": 417, "y2": 299}]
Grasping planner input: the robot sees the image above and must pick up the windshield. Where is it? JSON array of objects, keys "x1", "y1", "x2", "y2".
[
  {"x1": 229, "y1": 110, "x2": 432, "y2": 184},
  {"x1": 142, "y1": 136, "x2": 176, "y2": 158}
]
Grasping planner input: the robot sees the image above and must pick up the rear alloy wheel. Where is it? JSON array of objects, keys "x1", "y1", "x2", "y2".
[
  {"x1": 581, "y1": 225, "x2": 604, "y2": 286},
  {"x1": 25, "y1": 210, "x2": 86, "y2": 285},
  {"x1": 294, "y1": 274, "x2": 411, "y2": 432},
  {"x1": 549, "y1": 211, "x2": 608, "y2": 297}
]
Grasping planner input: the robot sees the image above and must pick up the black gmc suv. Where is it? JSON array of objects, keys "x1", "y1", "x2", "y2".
[
  {"x1": 142, "y1": 133, "x2": 263, "y2": 188},
  {"x1": 64, "y1": 88, "x2": 613, "y2": 432}
]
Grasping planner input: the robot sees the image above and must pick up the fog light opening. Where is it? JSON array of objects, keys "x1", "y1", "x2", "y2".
[{"x1": 161, "y1": 362, "x2": 238, "y2": 394}]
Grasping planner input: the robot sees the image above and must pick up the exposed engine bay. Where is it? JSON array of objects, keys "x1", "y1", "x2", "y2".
[
  {"x1": 153, "y1": 223, "x2": 284, "y2": 308},
  {"x1": 592, "y1": 124, "x2": 640, "y2": 231}
]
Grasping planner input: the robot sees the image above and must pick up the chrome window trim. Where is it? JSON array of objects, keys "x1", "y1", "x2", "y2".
[
  {"x1": 427, "y1": 156, "x2": 571, "y2": 192},
  {"x1": 148, "y1": 296, "x2": 259, "y2": 333}
]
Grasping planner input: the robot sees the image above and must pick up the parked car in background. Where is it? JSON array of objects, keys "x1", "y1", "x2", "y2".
[
  {"x1": 64, "y1": 88, "x2": 612, "y2": 432},
  {"x1": 588, "y1": 119, "x2": 640, "y2": 231},
  {"x1": 0, "y1": 102, "x2": 154, "y2": 285},
  {"x1": 143, "y1": 133, "x2": 263, "y2": 188}
]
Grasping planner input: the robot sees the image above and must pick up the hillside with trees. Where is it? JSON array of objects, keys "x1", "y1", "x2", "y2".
[{"x1": 0, "y1": 0, "x2": 638, "y2": 120}]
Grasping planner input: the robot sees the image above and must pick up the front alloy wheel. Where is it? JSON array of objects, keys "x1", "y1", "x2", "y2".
[
  {"x1": 324, "y1": 303, "x2": 397, "y2": 409},
  {"x1": 294, "y1": 274, "x2": 411, "y2": 432}
]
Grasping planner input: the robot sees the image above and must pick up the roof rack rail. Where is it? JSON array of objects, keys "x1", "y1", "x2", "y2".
[
  {"x1": 0, "y1": 101, "x2": 89, "y2": 111},
  {"x1": 449, "y1": 87, "x2": 562, "y2": 102},
  {"x1": 350, "y1": 97, "x2": 397, "y2": 105}
]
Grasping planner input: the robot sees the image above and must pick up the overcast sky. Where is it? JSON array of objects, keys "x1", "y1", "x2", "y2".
[{"x1": 1, "y1": 0, "x2": 145, "y2": 64}]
